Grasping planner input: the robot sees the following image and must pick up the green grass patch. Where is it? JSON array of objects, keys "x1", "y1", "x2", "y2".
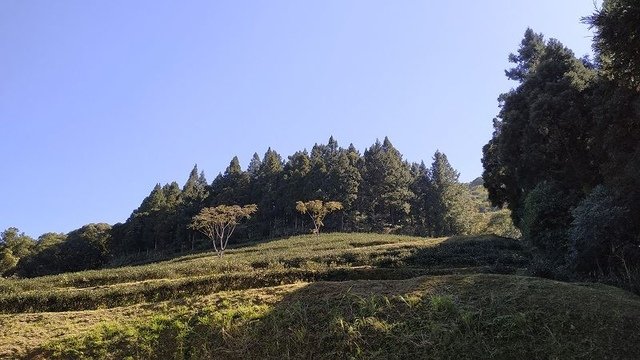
[
  {"x1": 31, "y1": 274, "x2": 640, "y2": 360},
  {"x1": 5, "y1": 233, "x2": 637, "y2": 359}
]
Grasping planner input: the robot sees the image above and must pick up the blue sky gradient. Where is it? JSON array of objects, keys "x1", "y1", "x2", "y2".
[{"x1": 1, "y1": 1, "x2": 600, "y2": 237}]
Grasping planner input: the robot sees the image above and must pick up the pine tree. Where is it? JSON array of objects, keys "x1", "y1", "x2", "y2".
[
  {"x1": 247, "y1": 153, "x2": 262, "y2": 178},
  {"x1": 304, "y1": 141, "x2": 332, "y2": 200},
  {"x1": 283, "y1": 150, "x2": 312, "y2": 232},
  {"x1": 410, "y1": 161, "x2": 432, "y2": 236},
  {"x1": 177, "y1": 165, "x2": 210, "y2": 250},
  {"x1": 209, "y1": 156, "x2": 251, "y2": 206},
  {"x1": 429, "y1": 151, "x2": 477, "y2": 236},
  {"x1": 182, "y1": 165, "x2": 209, "y2": 204},
  {"x1": 482, "y1": 29, "x2": 599, "y2": 227},
  {"x1": 358, "y1": 137, "x2": 413, "y2": 230},
  {"x1": 587, "y1": 0, "x2": 640, "y2": 90},
  {"x1": 252, "y1": 148, "x2": 285, "y2": 236},
  {"x1": 326, "y1": 149, "x2": 361, "y2": 231}
]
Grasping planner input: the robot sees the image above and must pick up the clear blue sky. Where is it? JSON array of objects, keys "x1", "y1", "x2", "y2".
[{"x1": 1, "y1": 1, "x2": 600, "y2": 237}]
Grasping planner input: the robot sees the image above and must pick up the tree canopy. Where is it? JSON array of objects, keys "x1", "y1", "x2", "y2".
[
  {"x1": 295, "y1": 200, "x2": 343, "y2": 235},
  {"x1": 4, "y1": 137, "x2": 513, "y2": 277},
  {"x1": 189, "y1": 204, "x2": 258, "y2": 256},
  {"x1": 482, "y1": 12, "x2": 640, "y2": 290}
]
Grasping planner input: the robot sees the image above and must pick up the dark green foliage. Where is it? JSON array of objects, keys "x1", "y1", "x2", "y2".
[
  {"x1": 482, "y1": 14, "x2": 640, "y2": 286},
  {"x1": 406, "y1": 236, "x2": 529, "y2": 271},
  {"x1": 519, "y1": 181, "x2": 576, "y2": 259},
  {"x1": 178, "y1": 166, "x2": 210, "y2": 250},
  {"x1": 358, "y1": 137, "x2": 414, "y2": 230},
  {"x1": 281, "y1": 150, "x2": 312, "y2": 232},
  {"x1": 246, "y1": 152, "x2": 262, "y2": 177},
  {"x1": 252, "y1": 148, "x2": 285, "y2": 237},
  {"x1": 120, "y1": 181, "x2": 184, "y2": 254},
  {"x1": 482, "y1": 30, "x2": 599, "y2": 227},
  {"x1": 408, "y1": 153, "x2": 489, "y2": 238},
  {"x1": 409, "y1": 161, "x2": 432, "y2": 236},
  {"x1": 17, "y1": 223, "x2": 112, "y2": 277},
  {"x1": 569, "y1": 185, "x2": 636, "y2": 279},
  {"x1": 586, "y1": 0, "x2": 640, "y2": 90},
  {"x1": 428, "y1": 151, "x2": 478, "y2": 236},
  {"x1": 12, "y1": 137, "x2": 500, "y2": 276},
  {"x1": 209, "y1": 156, "x2": 251, "y2": 207}
]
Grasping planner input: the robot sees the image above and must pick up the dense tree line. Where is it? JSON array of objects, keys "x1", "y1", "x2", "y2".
[
  {"x1": 2, "y1": 137, "x2": 516, "y2": 277},
  {"x1": 482, "y1": 0, "x2": 640, "y2": 289}
]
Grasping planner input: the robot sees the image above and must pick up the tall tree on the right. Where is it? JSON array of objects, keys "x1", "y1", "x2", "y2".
[
  {"x1": 577, "y1": 1, "x2": 640, "y2": 280},
  {"x1": 481, "y1": 29, "x2": 599, "y2": 259},
  {"x1": 587, "y1": 0, "x2": 640, "y2": 91},
  {"x1": 482, "y1": 29, "x2": 599, "y2": 225}
]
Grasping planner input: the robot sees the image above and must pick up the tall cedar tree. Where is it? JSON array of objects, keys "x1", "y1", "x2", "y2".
[
  {"x1": 178, "y1": 165, "x2": 209, "y2": 250},
  {"x1": 429, "y1": 151, "x2": 477, "y2": 236},
  {"x1": 282, "y1": 150, "x2": 312, "y2": 231},
  {"x1": 358, "y1": 137, "x2": 413, "y2": 230},
  {"x1": 482, "y1": 29, "x2": 599, "y2": 227},
  {"x1": 252, "y1": 148, "x2": 284, "y2": 237},
  {"x1": 209, "y1": 156, "x2": 251, "y2": 206},
  {"x1": 409, "y1": 161, "x2": 433, "y2": 236}
]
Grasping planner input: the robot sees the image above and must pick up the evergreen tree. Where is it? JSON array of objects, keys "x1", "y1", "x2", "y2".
[
  {"x1": 177, "y1": 165, "x2": 209, "y2": 250},
  {"x1": 429, "y1": 151, "x2": 477, "y2": 236},
  {"x1": 358, "y1": 137, "x2": 413, "y2": 230},
  {"x1": 301, "y1": 137, "x2": 361, "y2": 231},
  {"x1": 282, "y1": 150, "x2": 312, "y2": 232},
  {"x1": 252, "y1": 148, "x2": 285, "y2": 236},
  {"x1": 209, "y1": 156, "x2": 251, "y2": 206},
  {"x1": 409, "y1": 161, "x2": 432, "y2": 236},
  {"x1": 586, "y1": 0, "x2": 640, "y2": 90},
  {"x1": 581, "y1": 1, "x2": 640, "y2": 278},
  {"x1": 182, "y1": 165, "x2": 209, "y2": 205},
  {"x1": 304, "y1": 141, "x2": 332, "y2": 200},
  {"x1": 482, "y1": 29, "x2": 599, "y2": 227},
  {"x1": 326, "y1": 149, "x2": 361, "y2": 231},
  {"x1": 124, "y1": 184, "x2": 169, "y2": 252},
  {"x1": 247, "y1": 152, "x2": 262, "y2": 178}
]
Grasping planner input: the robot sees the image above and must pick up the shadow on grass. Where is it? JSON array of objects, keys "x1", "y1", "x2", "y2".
[
  {"x1": 29, "y1": 274, "x2": 640, "y2": 360},
  {"x1": 0, "y1": 235, "x2": 531, "y2": 314},
  {"x1": 404, "y1": 235, "x2": 530, "y2": 273}
]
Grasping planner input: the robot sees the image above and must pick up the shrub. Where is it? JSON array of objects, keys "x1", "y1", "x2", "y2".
[
  {"x1": 569, "y1": 185, "x2": 640, "y2": 291},
  {"x1": 520, "y1": 181, "x2": 576, "y2": 260}
]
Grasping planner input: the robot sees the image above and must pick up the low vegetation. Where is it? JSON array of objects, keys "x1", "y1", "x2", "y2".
[{"x1": 1, "y1": 233, "x2": 639, "y2": 359}]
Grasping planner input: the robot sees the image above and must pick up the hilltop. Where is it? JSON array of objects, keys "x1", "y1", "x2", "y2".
[{"x1": 1, "y1": 233, "x2": 639, "y2": 359}]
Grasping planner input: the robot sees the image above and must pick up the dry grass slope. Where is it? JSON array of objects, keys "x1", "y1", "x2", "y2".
[{"x1": 0, "y1": 233, "x2": 638, "y2": 359}]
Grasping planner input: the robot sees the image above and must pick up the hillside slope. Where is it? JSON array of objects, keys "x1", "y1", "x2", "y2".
[{"x1": 1, "y1": 233, "x2": 639, "y2": 359}]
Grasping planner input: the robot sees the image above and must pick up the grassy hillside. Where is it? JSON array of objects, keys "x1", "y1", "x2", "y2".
[{"x1": 1, "y1": 233, "x2": 639, "y2": 359}]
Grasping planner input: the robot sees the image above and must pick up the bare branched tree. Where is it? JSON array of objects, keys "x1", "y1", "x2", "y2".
[{"x1": 189, "y1": 204, "x2": 257, "y2": 256}]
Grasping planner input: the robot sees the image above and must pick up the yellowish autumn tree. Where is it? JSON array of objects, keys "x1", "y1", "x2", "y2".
[
  {"x1": 295, "y1": 200, "x2": 343, "y2": 235},
  {"x1": 189, "y1": 204, "x2": 257, "y2": 257}
]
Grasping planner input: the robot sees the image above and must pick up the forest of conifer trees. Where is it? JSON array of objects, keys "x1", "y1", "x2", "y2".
[{"x1": 1, "y1": 136, "x2": 516, "y2": 277}]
